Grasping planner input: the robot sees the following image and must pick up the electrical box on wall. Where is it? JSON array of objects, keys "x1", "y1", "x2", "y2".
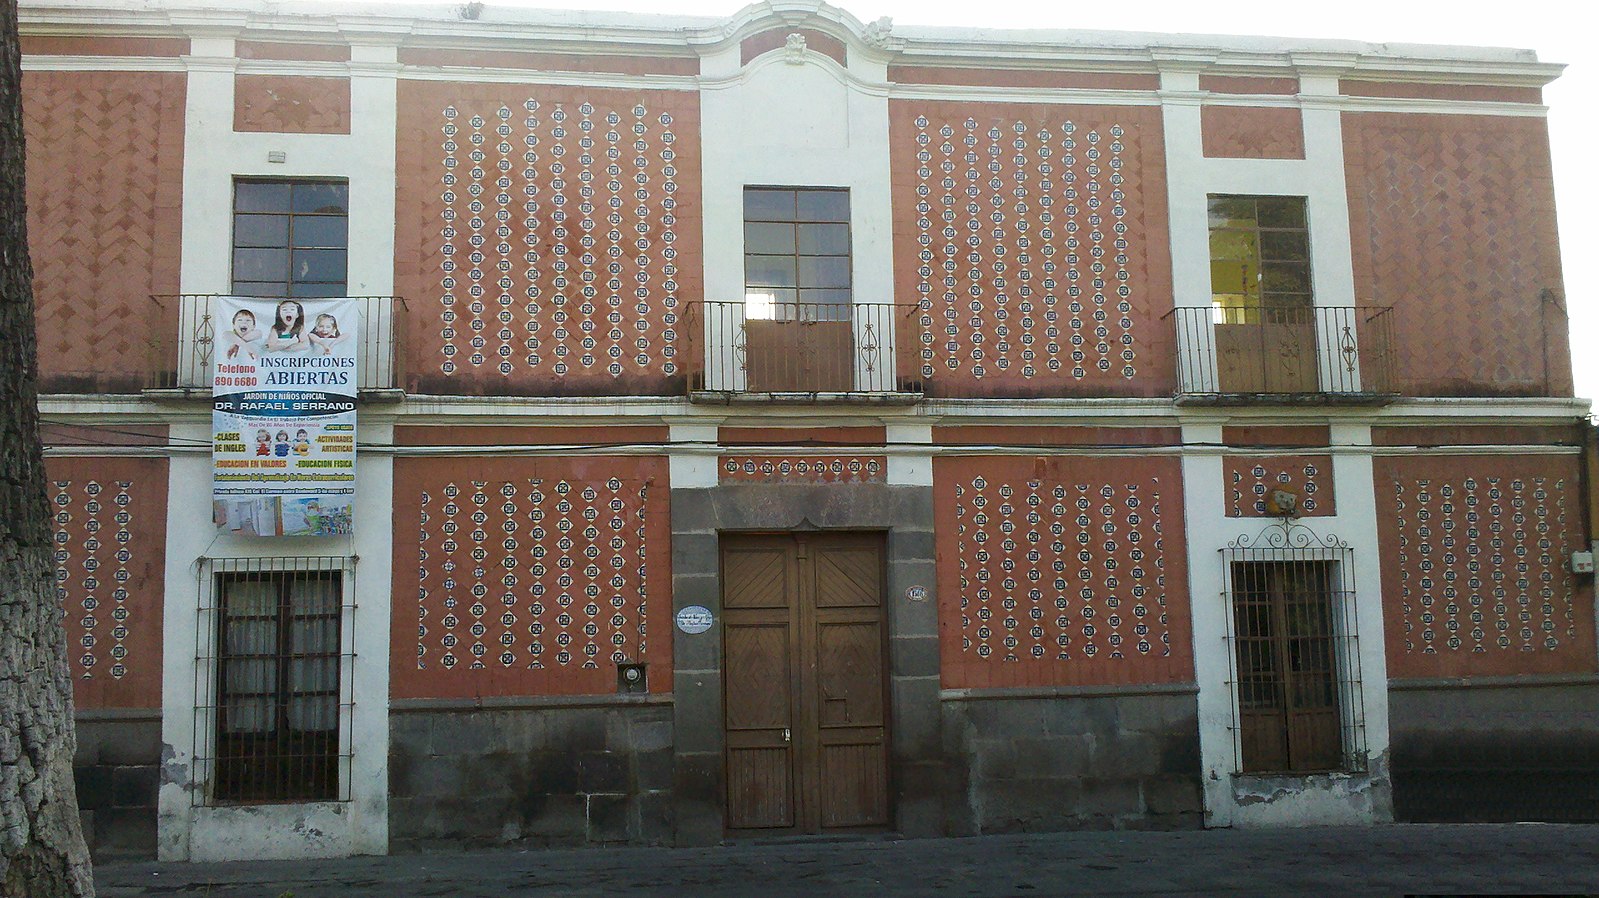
[{"x1": 1570, "y1": 551, "x2": 1594, "y2": 574}]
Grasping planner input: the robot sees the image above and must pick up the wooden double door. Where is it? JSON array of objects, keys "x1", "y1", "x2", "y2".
[{"x1": 721, "y1": 532, "x2": 889, "y2": 832}]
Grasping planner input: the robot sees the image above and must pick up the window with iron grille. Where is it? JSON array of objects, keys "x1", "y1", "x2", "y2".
[
  {"x1": 232, "y1": 179, "x2": 349, "y2": 299},
  {"x1": 1222, "y1": 538, "x2": 1366, "y2": 775},
  {"x1": 194, "y1": 557, "x2": 354, "y2": 805}
]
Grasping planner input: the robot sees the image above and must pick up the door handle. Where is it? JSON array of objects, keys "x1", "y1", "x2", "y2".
[{"x1": 783, "y1": 727, "x2": 791, "y2": 743}]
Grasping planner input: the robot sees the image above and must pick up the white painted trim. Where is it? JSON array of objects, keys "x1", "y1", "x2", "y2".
[
  {"x1": 21, "y1": 55, "x2": 187, "y2": 71},
  {"x1": 885, "y1": 423, "x2": 932, "y2": 486},
  {"x1": 667, "y1": 423, "x2": 719, "y2": 489}
]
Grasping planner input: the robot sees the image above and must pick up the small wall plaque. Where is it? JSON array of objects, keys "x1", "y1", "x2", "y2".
[
  {"x1": 675, "y1": 605, "x2": 714, "y2": 634},
  {"x1": 905, "y1": 585, "x2": 928, "y2": 602}
]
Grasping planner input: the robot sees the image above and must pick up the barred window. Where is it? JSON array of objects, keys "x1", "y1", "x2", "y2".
[{"x1": 195, "y1": 557, "x2": 354, "y2": 805}]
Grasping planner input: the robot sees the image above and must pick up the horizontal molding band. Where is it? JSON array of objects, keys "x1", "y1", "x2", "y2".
[
  {"x1": 1389, "y1": 672, "x2": 1599, "y2": 691},
  {"x1": 389, "y1": 693, "x2": 673, "y2": 712},
  {"x1": 75, "y1": 708, "x2": 162, "y2": 722},
  {"x1": 941, "y1": 682, "x2": 1199, "y2": 701}
]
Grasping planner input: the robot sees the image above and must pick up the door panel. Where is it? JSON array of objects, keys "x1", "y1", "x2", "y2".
[{"x1": 722, "y1": 532, "x2": 888, "y2": 833}]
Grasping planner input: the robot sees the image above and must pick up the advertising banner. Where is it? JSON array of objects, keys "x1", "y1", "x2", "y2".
[{"x1": 212, "y1": 297, "x2": 357, "y2": 536}]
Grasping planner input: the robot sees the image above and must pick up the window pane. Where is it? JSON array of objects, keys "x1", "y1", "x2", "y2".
[
  {"x1": 1260, "y1": 230, "x2": 1309, "y2": 262},
  {"x1": 743, "y1": 188, "x2": 795, "y2": 221},
  {"x1": 797, "y1": 255, "x2": 850, "y2": 289},
  {"x1": 795, "y1": 189, "x2": 848, "y2": 222},
  {"x1": 1262, "y1": 262, "x2": 1311, "y2": 295},
  {"x1": 225, "y1": 697, "x2": 274, "y2": 733},
  {"x1": 798, "y1": 289, "x2": 851, "y2": 320},
  {"x1": 292, "y1": 249, "x2": 347, "y2": 283},
  {"x1": 1207, "y1": 196, "x2": 1257, "y2": 229},
  {"x1": 236, "y1": 181, "x2": 291, "y2": 213},
  {"x1": 235, "y1": 214, "x2": 289, "y2": 248},
  {"x1": 292, "y1": 215, "x2": 348, "y2": 249},
  {"x1": 288, "y1": 696, "x2": 337, "y2": 731},
  {"x1": 290, "y1": 282, "x2": 348, "y2": 298},
  {"x1": 1257, "y1": 197, "x2": 1306, "y2": 228},
  {"x1": 292, "y1": 181, "x2": 349, "y2": 214},
  {"x1": 746, "y1": 255, "x2": 797, "y2": 288},
  {"x1": 744, "y1": 222, "x2": 794, "y2": 255},
  {"x1": 234, "y1": 248, "x2": 287, "y2": 282},
  {"x1": 797, "y1": 223, "x2": 850, "y2": 255}
]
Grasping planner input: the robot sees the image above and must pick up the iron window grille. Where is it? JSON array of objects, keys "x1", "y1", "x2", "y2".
[
  {"x1": 1221, "y1": 521, "x2": 1367, "y2": 775},
  {"x1": 193, "y1": 555, "x2": 356, "y2": 805}
]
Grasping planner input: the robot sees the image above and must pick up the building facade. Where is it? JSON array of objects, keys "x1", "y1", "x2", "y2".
[{"x1": 20, "y1": 0, "x2": 1597, "y2": 862}]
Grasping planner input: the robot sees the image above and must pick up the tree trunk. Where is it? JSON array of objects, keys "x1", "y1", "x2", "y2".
[{"x1": 0, "y1": 0, "x2": 96, "y2": 893}]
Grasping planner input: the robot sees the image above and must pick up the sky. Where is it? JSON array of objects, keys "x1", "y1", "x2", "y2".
[{"x1": 380, "y1": 0, "x2": 1598, "y2": 403}]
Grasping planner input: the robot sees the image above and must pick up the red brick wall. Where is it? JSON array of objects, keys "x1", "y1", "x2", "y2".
[
  {"x1": 1341, "y1": 80, "x2": 1542, "y2": 104},
  {"x1": 890, "y1": 67, "x2": 1159, "y2": 91},
  {"x1": 1201, "y1": 105, "x2": 1304, "y2": 159},
  {"x1": 234, "y1": 75, "x2": 351, "y2": 134},
  {"x1": 47, "y1": 455, "x2": 168, "y2": 710},
  {"x1": 394, "y1": 81, "x2": 702, "y2": 396},
  {"x1": 1343, "y1": 113, "x2": 1569, "y2": 397},
  {"x1": 24, "y1": 71, "x2": 185, "y2": 393},
  {"x1": 391, "y1": 455, "x2": 672, "y2": 698},
  {"x1": 891, "y1": 101, "x2": 1174, "y2": 398},
  {"x1": 1375, "y1": 453, "x2": 1596, "y2": 678},
  {"x1": 935, "y1": 455, "x2": 1192, "y2": 688}
]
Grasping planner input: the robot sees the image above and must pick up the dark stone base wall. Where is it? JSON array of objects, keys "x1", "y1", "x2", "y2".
[
  {"x1": 942, "y1": 692, "x2": 1203, "y2": 833},
  {"x1": 388, "y1": 701, "x2": 673, "y2": 850},
  {"x1": 74, "y1": 713, "x2": 161, "y2": 859},
  {"x1": 1390, "y1": 682, "x2": 1599, "y2": 823}
]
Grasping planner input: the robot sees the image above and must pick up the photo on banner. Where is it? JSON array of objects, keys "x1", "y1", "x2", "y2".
[{"x1": 211, "y1": 297, "x2": 358, "y2": 536}]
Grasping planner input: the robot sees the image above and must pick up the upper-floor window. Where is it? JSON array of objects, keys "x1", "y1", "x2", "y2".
[
  {"x1": 232, "y1": 179, "x2": 349, "y2": 298},
  {"x1": 743, "y1": 187, "x2": 851, "y2": 321},
  {"x1": 1208, "y1": 195, "x2": 1310, "y2": 324}
]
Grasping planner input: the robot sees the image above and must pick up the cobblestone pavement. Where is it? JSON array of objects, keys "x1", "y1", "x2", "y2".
[{"x1": 95, "y1": 825, "x2": 1599, "y2": 897}]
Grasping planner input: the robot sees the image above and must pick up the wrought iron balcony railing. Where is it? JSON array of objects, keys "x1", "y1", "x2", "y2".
[
  {"x1": 145, "y1": 294, "x2": 407, "y2": 394},
  {"x1": 684, "y1": 300, "x2": 919, "y2": 399},
  {"x1": 1164, "y1": 304, "x2": 1397, "y2": 404}
]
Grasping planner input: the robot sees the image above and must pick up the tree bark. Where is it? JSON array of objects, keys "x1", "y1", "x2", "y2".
[{"x1": 0, "y1": 0, "x2": 96, "y2": 893}]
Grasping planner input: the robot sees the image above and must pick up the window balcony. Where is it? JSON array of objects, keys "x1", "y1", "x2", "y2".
[
  {"x1": 144, "y1": 294, "x2": 408, "y2": 398},
  {"x1": 1165, "y1": 304, "x2": 1398, "y2": 405},
  {"x1": 684, "y1": 300, "x2": 921, "y2": 403}
]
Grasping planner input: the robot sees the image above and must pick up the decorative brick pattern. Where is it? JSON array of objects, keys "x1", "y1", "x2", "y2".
[
  {"x1": 395, "y1": 81, "x2": 701, "y2": 396},
  {"x1": 24, "y1": 72, "x2": 185, "y2": 392},
  {"x1": 935, "y1": 456, "x2": 1192, "y2": 688},
  {"x1": 1344, "y1": 113, "x2": 1569, "y2": 397},
  {"x1": 719, "y1": 455, "x2": 885, "y2": 483},
  {"x1": 47, "y1": 456, "x2": 168, "y2": 709},
  {"x1": 1376, "y1": 454, "x2": 1596, "y2": 678},
  {"x1": 1201, "y1": 105, "x2": 1304, "y2": 159},
  {"x1": 1224, "y1": 455, "x2": 1334, "y2": 517},
  {"x1": 391, "y1": 456, "x2": 671, "y2": 698},
  {"x1": 234, "y1": 75, "x2": 352, "y2": 134},
  {"x1": 891, "y1": 102, "x2": 1173, "y2": 399}
]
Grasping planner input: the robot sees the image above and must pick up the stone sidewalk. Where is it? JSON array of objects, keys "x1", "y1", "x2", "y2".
[{"x1": 95, "y1": 825, "x2": 1599, "y2": 897}]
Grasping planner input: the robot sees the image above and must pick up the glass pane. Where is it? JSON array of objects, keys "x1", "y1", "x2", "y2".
[
  {"x1": 292, "y1": 249, "x2": 347, "y2": 283},
  {"x1": 224, "y1": 697, "x2": 273, "y2": 733},
  {"x1": 1207, "y1": 196, "x2": 1257, "y2": 229},
  {"x1": 795, "y1": 189, "x2": 849, "y2": 222},
  {"x1": 743, "y1": 188, "x2": 795, "y2": 221},
  {"x1": 225, "y1": 619, "x2": 277, "y2": 656},
  {"x1": 1261, "y1": 262, "x2": 1311, "y2": 295},
  {"x1": 797, "y1": 255, "x2": 850, "y2": 289},
  {"x1": 232, "y1": 281, "x2": 289, "y2": 298},
  {"x1": 1210, "y1": 260, "x2": 1257, "y2": 300},
  {"x1": 235, "y1": 181, "x2": 291, "y2": 213},
  {"x1": 225, "y1": 578, "x2": 278, "y2": 616},
  {"x1": 233, "y1": 248, "x2": 287, "y2": 282},
  {"x1": 798, "y1": 290, "x2": 851, "y2": 321},
  {"x1": 224, "y1": 658, "x2": 277, "y2": 694},
  {"x1": 289, "y1": 655, "x2": 337, "y2": 692},
  {"x1": 745, "y1": 255, "x2": 797, "y2": 288},
  {"x1": 292, "y1": 181, "x2": 349, "y2": 214},
  {"x1": 290, "y1": 619, "x2": 337, "y2": 656},
  {"x1": 1260, "y1": 230, "x2": 1309, "y2": 262},
  {"x1": 744, "y1": 288, "x2": 794, "y2": 320},
  {"x1": 743, "y1": 222, "x2": 794, "y2": 255},
  {"x1": 1257, "y1": 196, "x2": 1307, "y2": 228},
  {"x1": 292, "y1": 215, "x2": 348, "y2": 249},
  {"x1": 292, "y1": 576, "x2": 340, "y2": 615},
  {"x1": 235, "y1": 214, "x2": 289, "y2": 249},
  {"x1": 290, "y1": 281, "x2": 348, "y2": 298},
  {"x1": 288, "y1": 696, "x2": 337, "y2": 731},
  {"x1": 797, "y1": 223, "x2": 850, "y2": 255},
  {"x1": 1209, "y1": 229, "x2": 1258, "y2": 262}
]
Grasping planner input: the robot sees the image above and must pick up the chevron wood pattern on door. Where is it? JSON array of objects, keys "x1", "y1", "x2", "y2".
[{"x1": 24, "y1": 71, "x2": 185, "y2": 393}]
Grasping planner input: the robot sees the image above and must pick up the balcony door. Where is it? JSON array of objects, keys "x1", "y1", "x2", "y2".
[
  {"x1": 1208, "y1": 195, "x2": 1318, "y2": 394},
  {"x1": 742, "y1": 187, "x2": 853, "y2": 392}
]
